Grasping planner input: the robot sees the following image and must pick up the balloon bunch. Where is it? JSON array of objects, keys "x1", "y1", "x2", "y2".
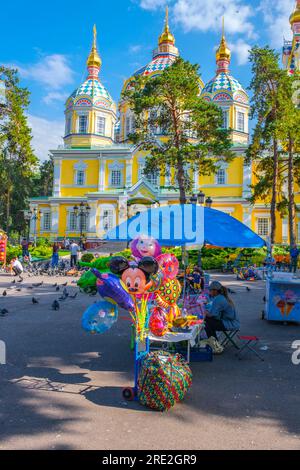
[{"x1": 81, "y1": 236, "x2": 182, "y2": 339}]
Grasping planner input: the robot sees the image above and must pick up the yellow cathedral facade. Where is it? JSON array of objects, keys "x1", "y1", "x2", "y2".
[{"x1": 29, "y1": 4, "x2": 300, "y2": 247}]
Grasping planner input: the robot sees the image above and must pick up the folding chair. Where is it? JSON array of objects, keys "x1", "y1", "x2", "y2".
[
  {"x1": 236, "y1": 335, "x2": 264, "y2": 361},
  {"x1": 220, "y1": 330, "x2": 240, "y2": 350}
]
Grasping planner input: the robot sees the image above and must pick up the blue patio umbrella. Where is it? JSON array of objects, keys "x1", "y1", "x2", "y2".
[{"x1": 105, "y1": 205, "x2": 265, "y2": 248}]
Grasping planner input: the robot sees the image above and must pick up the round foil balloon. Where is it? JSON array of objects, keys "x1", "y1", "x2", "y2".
[
  {"x1": 81, "y1": 301, "x2": 118, "y2": 334},
  {"x1": 130, "y1": 236, "x2": 162, "y2": 260},
  {"x1": 157, "y1": 253, "x2": 179, "y2": 280},
  {"x1": 149, "y1": 308, "x2": 168, "y2": 337},
  {"x1": 157, "y1": 278, "x2": 181, "y2": 306}
]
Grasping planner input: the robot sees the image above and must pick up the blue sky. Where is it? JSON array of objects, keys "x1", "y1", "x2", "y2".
[{"x1": 0, "y1": 0, "x2": 297, "y2": 160}]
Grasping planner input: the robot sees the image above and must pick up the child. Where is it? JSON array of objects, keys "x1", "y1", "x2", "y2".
[{"x1": 190, "y1": 266, "x2": 204, "y2": 291}]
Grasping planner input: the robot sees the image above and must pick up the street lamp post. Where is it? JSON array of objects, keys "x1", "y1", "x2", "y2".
[
  {"x1": 73, "y1": 202, "x2": 91, "y2": 248},
  {"x1": 189, "y1": 191, "x2": 213, "y2": 268},
  {"x1": 24, "y1": 208, "x2": 43, "y2": 247}
]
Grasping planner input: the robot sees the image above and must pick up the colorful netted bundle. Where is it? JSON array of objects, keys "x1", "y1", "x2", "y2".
[{"x1": 137, "y1": 351, "x2": 192, "y2": 411}]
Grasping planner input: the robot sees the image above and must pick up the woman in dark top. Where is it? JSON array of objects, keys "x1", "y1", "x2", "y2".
[{"x1": 205, "y1": 281, "x2": 240, "y2": 340}]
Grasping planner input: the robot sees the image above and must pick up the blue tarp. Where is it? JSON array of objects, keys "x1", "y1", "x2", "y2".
[{"x1": 105, "y1": 205, "x2": 265, "y2": 248}]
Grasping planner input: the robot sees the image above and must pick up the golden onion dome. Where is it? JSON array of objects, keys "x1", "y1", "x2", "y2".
[
  {"x1": 87, "y1": 25, "x2": 102, "y2": 68},
  {"x1": 216, "y1": 18, "x2": 231, "y2": 62},
  {"x1": 290, "y1": 2, "x2": 300, "y2": 25},
  {"x1": 158, "y1": 6, "x2": 175, "y2": 45}
]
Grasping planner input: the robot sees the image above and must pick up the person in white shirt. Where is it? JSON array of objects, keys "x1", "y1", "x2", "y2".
[
  {"x1": 11, "y1": 257, "x2": 24, "y2": 281},
  {"x1": 70, "y1": 241, "x2": 80, "y2": 267}
]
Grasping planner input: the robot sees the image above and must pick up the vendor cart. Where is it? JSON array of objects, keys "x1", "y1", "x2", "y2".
[{"x1": 264, "y1": 273, "x2": 300, "y2": 323}]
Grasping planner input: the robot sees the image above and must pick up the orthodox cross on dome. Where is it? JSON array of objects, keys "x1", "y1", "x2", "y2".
[
  {"x1": 87, "y1": 24, "x2": 102, "y2": 79},
  {"x1": 216, "y1": 17, "x2": 231, "y2": 74},
  {"x1": 158, "y1": 6, "x2": 175, "y2": 46}
]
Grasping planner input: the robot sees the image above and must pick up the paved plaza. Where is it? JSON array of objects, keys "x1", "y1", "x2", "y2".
[{"x1": 0, "y1": 272, "x2": 299, "y2": 450}]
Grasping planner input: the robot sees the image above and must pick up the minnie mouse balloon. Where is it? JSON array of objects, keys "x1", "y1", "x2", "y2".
[
  {"x1": 81, "y1": 301, "x2": 118, "y2": 334},
  {"x1": 130, "y1": 236, "x2": 162, "y2": 261}
]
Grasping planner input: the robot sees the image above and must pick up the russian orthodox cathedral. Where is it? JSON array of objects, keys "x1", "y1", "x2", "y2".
[{"x1": 29, "y1": 3, "x2": 300, "y2": 246}]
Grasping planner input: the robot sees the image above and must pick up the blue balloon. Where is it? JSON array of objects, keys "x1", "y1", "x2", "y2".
[
  {"x1": 91, "y1": 269, "x2": 135, "y2": 311},
  {"x1": 81, "y1": 301, "x2": 118, "y2": 334}
]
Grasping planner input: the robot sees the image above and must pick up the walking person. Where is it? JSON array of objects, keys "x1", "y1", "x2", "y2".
[
  {"x1": 70, "y1": 240, "x2": 80, "y2": 268},
  {"x1": 203, "y1": 281, "x2": 240, "y2": 354},
  {"x1": 21, "y1": 238, "x2": 29, "y2": 258},
  {"x1": 289, "y1": 244, "x2": 299, "y2": 274},
  {"x1": 51, "y1": 242, "x2": 59, "y2": 268}
]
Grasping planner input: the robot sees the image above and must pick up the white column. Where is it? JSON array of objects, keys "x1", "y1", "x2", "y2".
[
  {"x1": 125, "y1": 159, "x2": 133, "y2": 188},
  {"x1": 193, "y1": 169, "x2": 199, "y2": 192},
  {"x1": 98, "y1": 156, "x2": 105, "y2": 191},
  {"x1": 243, "y1": 205, "x2": 252, "y2": 228},
  {"x1": 282, "y1": 218, "x2": 288, "y2": 243},
  {"x1": 53, "y1": 158, "x2": 62, "y2": 197},
  {"x1": 165, "y1": 165, "x2": 171, "y2": 187},
  {"x1": 88, "y1": 202, "x2": 97, "y2": 234},
  {"x1": 242, "y1": 162, "x2": 252, "y2": 198},
  {"x1": 50, "y1": 204, "x2": 59, "y2": 235},
  {"x1": 119, "y1": 195, "x2": 128, "y2": 223}
]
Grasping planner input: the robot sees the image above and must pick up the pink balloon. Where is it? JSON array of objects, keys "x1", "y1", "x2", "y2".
[{"x1": 157, "y1": 253, "x2": 179, "y2": 280}]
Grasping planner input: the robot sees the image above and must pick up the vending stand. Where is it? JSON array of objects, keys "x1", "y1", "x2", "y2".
[
  {"x1": 265, "y1": 272, "x2": 300, "y2": 324},
  {"x1": 0, "y1": 230, "x2": 7, "y2": 266}
]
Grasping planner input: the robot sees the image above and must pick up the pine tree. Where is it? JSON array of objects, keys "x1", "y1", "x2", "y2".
[
  {"x1": 122, "y1": 58, "x2": 233, "y2": 205},
  {"x1": 247, "y1": 47, "x2": 288, "y2": 246},
  {"x1": 0, "y1": 66, "x2": 38, "y2": 235}
]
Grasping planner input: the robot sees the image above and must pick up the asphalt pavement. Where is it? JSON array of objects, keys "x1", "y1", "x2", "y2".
[{"x1": 0, "y1": 272, "x2": 299, "y2": 450}]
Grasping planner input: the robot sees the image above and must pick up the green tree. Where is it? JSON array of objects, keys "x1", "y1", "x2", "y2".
[
  {"x1": 277, "y1": 72, "x2": 300, "y2": 246},
  {"x1": 123, "y1": 58, "x2": 233, "y2": 205},
  {"x1": 0, "y1": 66, "x2": 38, "y2": 235},
  {"x1": 32, "y1": 156, "x2": 54, "y2": 197},
  {"x1": 247, "y1": 47, "x2": 288, "y2": 246}
]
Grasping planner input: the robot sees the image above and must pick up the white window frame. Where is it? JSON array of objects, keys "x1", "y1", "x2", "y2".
[
  {"x1": 215, "y1": 168, "x2": 227, "y2": 185},
  {"x1": 108, "y1": 162, "x2": 124, "y2": 188},
  {"x1": 96, "y1": 115, "x2": 106, "y2": 136},
  {"x1": 65, "y1": 116, "x2": 72, "y2": 135},
  {"x1": 42, "y1": 211, "x2": 51, "y2": 232},
  {"x1": 111, "y1": 170, "x2": 122, "y2": 187},
  {"x1": 237, "y1": 111, "x2": 245, "y2": 132},
  {"x1": 76, "y1": 170, "x2": 85, "y2": 186},
  {"x1": 78, "y1": 114, "x2": 88, "y2": 134},
  {"x1": 68, "y1": 212, "x2": 78, "y2": 232},
  {"x1": 257, "y1": 217, "x2": 270, "y2": 238},
  {"x1": 222, "y1": 109, "x2": 229, "y2": 129}
]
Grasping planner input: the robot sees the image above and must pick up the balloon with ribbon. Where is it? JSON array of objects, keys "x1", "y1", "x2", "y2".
[
  {"x1": 130, "y1": 236, "x2": 162, "y2": 261},
  {"x1": 81, "y1": 301, "x2": 118, "y2": 334},
  {"x1": 91, "y1": 269, "x2": 135, "y2": 311}
]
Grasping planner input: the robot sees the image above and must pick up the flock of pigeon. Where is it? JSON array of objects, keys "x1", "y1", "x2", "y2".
[{"x1": 0, "y1": 278, "x2": 79, "y2": 317}]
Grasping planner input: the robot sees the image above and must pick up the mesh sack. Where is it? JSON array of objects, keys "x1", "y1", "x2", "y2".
[{"x1": 137, "y1": 350, "x2": 192, "y2": 411}]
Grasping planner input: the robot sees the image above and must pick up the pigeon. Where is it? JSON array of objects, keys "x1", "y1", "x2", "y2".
[
  {"x1": 27, "y1": 286, "x2": 34, "y2": 290},
  {"x1": 11, "y1": 279, "x2": 16, "y2": 284},
  {"x1": 58, "y1": 296, "x2": 66, "y2": 301},
  {"x1": 51, "y1": 300, "x2": 60, "y2": 311},
  {"x1": 63, "y1": 288, "x2": 69, "y2": 297},
  {"x1": 32, "y1": 297, "x2": 39, "y2": 304},
  {"x1": 55, "y1": 286, "x2": 60, "y2": 292},
  {"x1": 2, "y1": 290, "x2": 7, "y2": 297},
  {"x1": 228, "y1": 288, "x2": 236, "y2": 294},
  {"x1": 16, "y1": 288, "x2": 22, "y2": 292},
  {"x1": 52, "y1": 283, "x2": 58, "y2": 288},
  {"x1": 32, "y1": 282, "x2": 43, "y2": 288},
  {"x1": 0, "y1": 308, "x2": 8, "y2": 316},
  {"x1": 62, "y1": 282, "x2": 68, "y2": 287},
  {"x1": 17, "y1": 278, "x2": 23, "y2": 283},
  {"x1": 263, "y1": 296, "x2": 266, "y2": 303},
  {"x1": 246, "y1": 286, "x2": 251, "y2": 292},
  {"x1": 70, "y1": 292, "x2": 78, "y2": 299}
]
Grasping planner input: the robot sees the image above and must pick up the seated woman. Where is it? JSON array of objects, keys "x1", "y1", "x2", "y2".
[{"x1": 204, "y1": 281, "x2": 240, "y2": 353}]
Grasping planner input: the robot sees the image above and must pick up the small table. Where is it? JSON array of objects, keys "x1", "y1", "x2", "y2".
[{"x1": 149, "y1": 323, "x2": 203, "y2": 363}]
